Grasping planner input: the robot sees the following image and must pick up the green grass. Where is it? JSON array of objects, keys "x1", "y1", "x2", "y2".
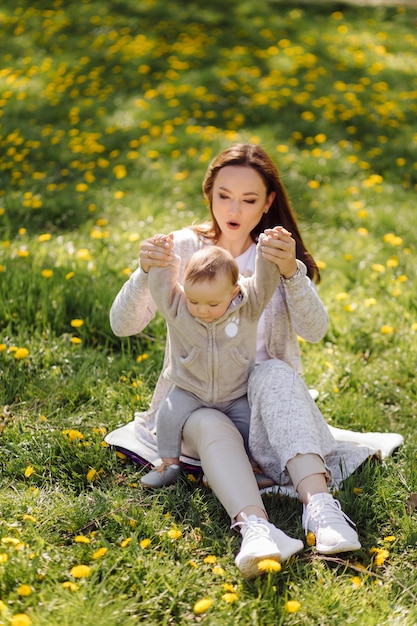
[{"x1": 1, "y1": 0, "x2": 417, "y2": 624}]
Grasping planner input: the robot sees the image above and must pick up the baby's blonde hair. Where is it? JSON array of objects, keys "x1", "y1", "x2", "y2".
[{"x1": 184, "y1": 246, "x2": 239, "y2": 287}]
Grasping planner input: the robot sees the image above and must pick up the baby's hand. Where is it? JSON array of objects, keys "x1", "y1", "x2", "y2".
[
  {"x1": 264, "y1": 226, "x2": 292, "y2": 240},
  {"x1": 151, "y1": 233, "x2": 174, "y2": 248}
]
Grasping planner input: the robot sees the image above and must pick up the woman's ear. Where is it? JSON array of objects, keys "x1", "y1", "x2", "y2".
[{"x1": 264, "y1": 191, "x2": 276, "y2": 214}]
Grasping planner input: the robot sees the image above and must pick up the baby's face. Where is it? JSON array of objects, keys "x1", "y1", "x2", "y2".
[{"x1": 184, "y1": 274, "x2": 239, "y2": 323}]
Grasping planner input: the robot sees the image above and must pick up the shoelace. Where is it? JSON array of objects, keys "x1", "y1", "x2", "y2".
[
  {"x1": 231, "y1": 513, "x2": 271, "y2": 540},
  {"x1": 303, "y1": 498, "x2": 356, "y2": 534}
]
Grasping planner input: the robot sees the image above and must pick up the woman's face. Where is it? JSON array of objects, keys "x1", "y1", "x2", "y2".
[{"x1": 211, "y1": 165, "x2": 275, "y2": 247}]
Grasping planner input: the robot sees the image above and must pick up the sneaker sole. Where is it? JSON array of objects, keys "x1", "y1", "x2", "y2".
[
  {"x1": 236, "y1": 553, "x2": 281, "y2": 579},
  {"x1": 315, "y1": 540, "x2": 361, "y2": 555}
]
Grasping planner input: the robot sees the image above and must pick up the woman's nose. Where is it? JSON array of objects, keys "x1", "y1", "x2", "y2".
[{"x1": 228, "y1": 199, "x2": 240, "y2": 215}]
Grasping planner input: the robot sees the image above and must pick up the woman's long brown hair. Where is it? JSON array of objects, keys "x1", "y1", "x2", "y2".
[{"x1": 192, "y1": 143, "x2": 320, "y2": 283}]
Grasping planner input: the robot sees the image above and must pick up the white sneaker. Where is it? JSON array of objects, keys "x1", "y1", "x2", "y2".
[
  {"x1": 232, "y1": 514, "x2": 303, "y2": 579},
  {"x1": 302, "y1": 493, "x2": 361, "y2": 555}
]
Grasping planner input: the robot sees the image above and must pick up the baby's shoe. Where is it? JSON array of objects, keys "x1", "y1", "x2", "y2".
[
  {"x1": 302, "y1": 492, "x2": 361, "y2": 554},
  {"x1": 140, "y1": 463, "x2": 180, "y2": 488}
]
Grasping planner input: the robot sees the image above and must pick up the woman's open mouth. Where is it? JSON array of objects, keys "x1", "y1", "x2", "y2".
[{"x1": 226, "y1": 221, "x2": 240, "y2": 230}]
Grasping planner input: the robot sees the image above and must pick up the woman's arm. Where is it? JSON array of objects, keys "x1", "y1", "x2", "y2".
[
  {"x1": 109, "y1": 266, "x2": 157, "y2": 337},
  {"x1": 280, "y1": 265, "x2": 329, "y2": 342}
]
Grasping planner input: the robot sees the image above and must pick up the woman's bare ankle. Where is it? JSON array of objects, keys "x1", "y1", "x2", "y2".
[
  {"x1": 161, "y1": 457, "x2": 180, "y2": 467},
  {"x1": 235, "y1": 506, "x2": 267, "y2": 524}
]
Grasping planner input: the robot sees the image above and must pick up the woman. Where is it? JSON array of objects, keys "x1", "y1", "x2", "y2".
[{"x1": 108, "y1": 144, "x2": 399, "y2": 579}]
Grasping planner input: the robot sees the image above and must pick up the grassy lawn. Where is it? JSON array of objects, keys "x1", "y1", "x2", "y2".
[{"x1": 1, "y1": 1, "x2": 416, "y2": 624}]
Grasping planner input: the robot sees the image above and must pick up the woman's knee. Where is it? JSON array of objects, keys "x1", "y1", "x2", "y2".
[{"x1": 182, "y1": 408, "x2": 242, "y2": 457}]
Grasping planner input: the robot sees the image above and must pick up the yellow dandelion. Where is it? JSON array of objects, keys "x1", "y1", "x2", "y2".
[
  {"x1": 306, "y1": 531, "x2": 316, "y2": 546},
  {"x1": 70, "y1": 564, "x2": 91, "y2": 578},
  {"x1": 17, "y1": 249, "x2": 30, "y2": 258},
  {"x1": 383, "y1": 233, "x2": 403, "y2": 246},
  {"x1": 24, "y1": 465, "x2": 34, "y2": 478},
  {"x1": 212, "y1": 565, "x2": 225, "y2": 575},
  {"x1": 14, "y1": 348, "x2": 29, "y2": 360},
  {"x1": 380, "y1": 325, "x2": 394, "y2": 335},
  {"x1": 336, "y1": 292, "x2": 349, "y2": 301},
  {"x1": 222, "y1": 592, "x2": 238, "y2": 604},
  {"x1": 74, "y1": 536, "x2": 91, "y2": 544},
  {"x1": 0, "y1": 553, "x2": 9, "y2": 563},
  {"x1": 350, "y1": 576, "x2": 362, "y2": 588},
  {"x1": 371, "y1": 263, "x2": 385, "y2": 273},
  {"x1": 386, "y1": 257, "x2": 398, "y2": 268},
  {"x1": 62, "y1": 429, "x2": 83, "y2": 442},
  {"x1": 193, "y1": 598, "x2": 212, "y2": 614},
  {"x1": 136, "y1": 353, "x2": 148, "y2": 363},
  {"x1": 76, "y1": 248, "x2": 92, "y2": 261},
  {"x1": 17, "y1": 584, "x2": 32, "y2": 597},
  {"x1": 285, "y1": 600, "x2": 301, "y2": 613},
  {"x1": 41, "y1": 269, "x2": 53, "y2": 278},
  {"x1": 258, "y1": 559, "x2": 281, "y2": 573},
  {"x1": 38, "y1": 233, "x2": 52, "y2": 242},
  {"x1": 357, "y1": 227, "x2": 368, "y2": 236},
  {"x1": 0, "y1": 344, "x2": 6, "y2": 352},
  {"x1": 139, "y1": 538, "x2": 151, "y2": 549},
  {"x1": 383, "y1": 535, "x2": 396, "y2": 543},
  {"x1": 353, "y1": 487, "x2": 363, "y2": 495},
  {"x1": 23, "y1": 514, "x2": 36, "y2": 523},
  {"x1": 120, "y1": 537, "x2": 133, "y2": 548},
  {"x1": 370, "y1": 547, "x2": 389, "y2": 566},
  {"x1": 188, "y1": 560, "x2": 198, "y2": 568},
  {"x1": 62, "y1": 581, "x2": 79, "y2": 591},
  {"x1": 10, "y1": 614, "x2": 32, "y2": 626},
  {"x1": 92, "y1": 547, "x2": 107, "y2": 559},
  {"x1": 113, "y1": 164, "x2": 127, "y2": 179},
  {"x1": 70, "y1": 337, "x2": 82, "y2": 345},
  {"x1": 86, "y1": 468, "x2": 99, "y2": 482},
  {"x1": 70, "y1": 319, "x2": 84, "y2": 328},
  {"x1": 204, "y1": 555, "x2": 217, "y2": 564},
  {"x1": 2, "y1": 537, "x2": 21, "y2": 546},
  {"x1": 65, "y1": 272, "x2": 75, "y2": 280},
  {"x1": 167, "y1": 527, "x2": 182, "y2": 540}
]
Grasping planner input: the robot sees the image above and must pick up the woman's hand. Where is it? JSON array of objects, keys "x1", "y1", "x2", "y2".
[
  {"x1": 262, "y1": 227, "x2": 298, "y2": 279},
  {"x1": 140, "y1": 233, "x2": 174, "y2": 273}
]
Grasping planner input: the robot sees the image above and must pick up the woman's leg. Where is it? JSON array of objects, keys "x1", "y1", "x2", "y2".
[
  {"x1": 182, "y1": 407, "x2": 266, "y2": 520},
  {"x1": 248, "y1": 361, "x2": 361, "y2": 555},
  {"x1": 182, "y1": 408, "x2": 303, "y2": 578},
  {"x1": 284, "y1": 454, "x2": 361, "y2": 555}
]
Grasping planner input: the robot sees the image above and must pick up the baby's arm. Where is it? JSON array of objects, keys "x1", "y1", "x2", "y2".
[{"x1": 148, "y1": 235, "x2": 182, "y2": 317}]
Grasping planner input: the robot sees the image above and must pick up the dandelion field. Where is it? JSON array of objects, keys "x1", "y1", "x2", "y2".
[{"x1": 1, "y1": 0, "x2": 417, "y2": 624}]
